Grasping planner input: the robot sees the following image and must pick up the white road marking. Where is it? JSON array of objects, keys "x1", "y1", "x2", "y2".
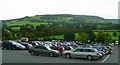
[{"x1": 102, "y1": 55, "x2": 110, "y2": 62}]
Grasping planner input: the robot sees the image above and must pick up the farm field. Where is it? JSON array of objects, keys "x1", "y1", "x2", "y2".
[
  {"x1": 9, "y1": 22, "x2": 51, "y2": 29},
  {"x1": 7, "y1": 21, "x2": 51, "y2": 26},
  {"x1": 11, "y1": 27, "x2": 20, "y2": 29}
]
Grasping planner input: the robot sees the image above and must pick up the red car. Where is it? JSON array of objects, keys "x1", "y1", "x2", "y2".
[{"x1": 50, "y1": 46, "x2": 64, "y2": 53}]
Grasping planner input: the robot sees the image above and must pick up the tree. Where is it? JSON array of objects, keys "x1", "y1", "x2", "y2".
[
  {"x1": 105, "y1": 33, "x2": 112, "y2": 43},
  {"x1": 96, "y1": 32, "x2": 112, "y2": 43},
  {"x1": 2, "y1": 28, "x2": 13, "y2": 40},
  {"x1": 36, "y1": 24, "x2": 46, "y2": 32},
  {"x1": 30, "y1": 25, "x2": 34, "y2": 29},
  {"x1": 113, "y1": 32, "x2": 117, "y2": 36},
  {"x1": 76, "y1": 32, "x2": 89, "y2": 43},
  {"x1": 64, "y1": 32, "x2": 75, "y2": 41},
  {"x1": 86, "y1": 30, "x2": 96, "y2": 42}
]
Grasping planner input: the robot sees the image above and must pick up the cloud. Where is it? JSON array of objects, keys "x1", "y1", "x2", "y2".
[{"x1": 0, "y1": 0, "x2": 119, "y2": 20}]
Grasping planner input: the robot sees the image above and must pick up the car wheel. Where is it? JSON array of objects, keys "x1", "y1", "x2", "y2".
[
  {"x1": 12, "y1": 48, "x2": 16, "y2": 50},
  {"x1": 6, "y1": 48, "x2": 9, "y2": 50},
  {"x1": 87, "y1": 55, "x2": 93, "y2": 61},
  {"x1": 31, "y1": 51, "x2": 35, "y2": 55},
  {"x1": 35, "y1": 53, "x2": 39, "y2": 56},
  {"x1": 2, "y1": 47, "x2": 4, "y2": 49},
  {"x1": 99, "y1": 56, "x2": 102, "y2": 58},
  {"x1": 65, "y1": 53, "x2": 71, "y2": 58},
  {"x1": 49, "y1": 52, "x2": 54, "y2": 57}
]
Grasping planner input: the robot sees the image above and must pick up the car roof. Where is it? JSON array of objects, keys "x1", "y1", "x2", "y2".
[
  {"x1": 77, "y1": 47, "x2": 94, "y2": 49},
  {"x1": 51, "y1": 46, "x2": 61, "y2": 47}
]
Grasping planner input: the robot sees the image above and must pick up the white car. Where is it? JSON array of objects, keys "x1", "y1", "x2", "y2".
[{"x1": 115, "y1": 41, "x2": 119, "y2": 45}]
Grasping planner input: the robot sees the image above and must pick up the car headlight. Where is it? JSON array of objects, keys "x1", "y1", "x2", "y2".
[
  {"x1": 18, "y1": 46, "x2": 22, "y2": 48},
  {"x1": 53, "y1": 50, "x2": 59, "y2": 53}
]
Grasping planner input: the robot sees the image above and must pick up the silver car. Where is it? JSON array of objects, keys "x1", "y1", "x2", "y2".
[
  {"x1": 28, "y1": 45, "x2": 60, "y2": 57},
  {"x1": 62, "y1": 48, "x2": 103, "y2": 60}
]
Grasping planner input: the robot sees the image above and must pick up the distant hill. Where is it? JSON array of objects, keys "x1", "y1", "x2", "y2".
[
  {"x1": 105, "y1": 19, "x2": 118, "y2": 23},
  {"x1": 1, "y1": 14, "x2": 118, "y2": 24}
]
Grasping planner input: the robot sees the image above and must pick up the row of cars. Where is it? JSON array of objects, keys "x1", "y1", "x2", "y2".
[
  {"x1": 27, "y1": 41, "x2": 114, "y2": 61},
  {"x1": 28, "y1": 45, "x2": 103, "y2": 60},
  {"x1": 1, "y1": 40, "x2": 32, "y2": 50},
  {"x1": 1, "y1": 40, "x2": 80, "y2": 50},
  {"x1": 1, "y1": 40, "x2": 114, "y2": 61}
]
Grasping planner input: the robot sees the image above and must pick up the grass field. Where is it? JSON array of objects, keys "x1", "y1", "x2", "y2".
[
  {"x1": 11, "y1": 27, "x2": 20, "y2": 29},
  {"x1": 7, "y1": 21, "x2": 51, "y2": 26},
  {"x1": 9, "y1": 22, "x2": 51, "y2": 29}
]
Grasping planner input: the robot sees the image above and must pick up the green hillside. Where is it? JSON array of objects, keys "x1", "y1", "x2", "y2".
[
  {"x1": 2, "y1": 14, "x2": 119, "y2": 31},
  {"x1": 2, "y1": 14, "x2": 118, "y2": 24}
]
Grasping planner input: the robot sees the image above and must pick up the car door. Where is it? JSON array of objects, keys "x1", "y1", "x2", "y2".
[
  {"x1": 40, "y1": 46, "x2": 49, "y2": 55},
  {"x1": 8, "y1": 42, "x2": 14, "y2": 48},
  {"x1": 34, "y1": 46, "x2": 43, "y2": 54},
  {"x1": 71, "y1": 49, "x2": 84, "y2": 58}
]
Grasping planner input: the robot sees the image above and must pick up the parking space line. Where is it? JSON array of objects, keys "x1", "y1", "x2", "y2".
[{"x1": 102, "y1": 55, "x2": 110, "y2": 62}]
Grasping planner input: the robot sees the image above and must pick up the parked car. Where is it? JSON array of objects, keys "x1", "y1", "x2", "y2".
[
  {"x1": 27, "y1": 41, "x2": 39, "y2": 46},
  {"x1": 102, "y1": 47, "x2": 112, "y2": 54},
  {"x1": 20, "y1": 42, "x2": 33, "y2": 49},
  {"x1": 115, "y1": 41, "x2": 119, "y2": 45},
  {"x1": 50, "y1": 46, "x2": 64, "y2": 53},
  {"x1": 62, "y1": 48, "x2": 103, "y2": 60},
  {"x1": 76, "y1": 42, "x2": 84, "y2": 45},
  {"x1": 28, "y1": 45, "x2": 60, "y2": 57},
  {"x1": 109, "y1": 43, "x2": 114, "y2": 47},
  {"x1": 2, "y1": 40, "x2": 26, "y2": 50},
  {"x1": 70, "y1": 45, "x2": 80, "y2": 49},
  {"x1": 106, "y1": 46, "x2": 113, "y2": 50},
  {"x1": 96, "y1": 48, "x2": 108, "y2": 55},
  {"x1": 61, "y1": 45, "x2": 74, "y2": 51}
]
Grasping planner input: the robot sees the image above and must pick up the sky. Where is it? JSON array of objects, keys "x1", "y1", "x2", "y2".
[{"x1": 0, "y1": 0, "x2": 119, "y2": 20}]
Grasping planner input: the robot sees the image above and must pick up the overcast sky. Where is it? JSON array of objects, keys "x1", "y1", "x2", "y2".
[{"x1": 0, "y1": 0, "x2": 119, "y2": 20}]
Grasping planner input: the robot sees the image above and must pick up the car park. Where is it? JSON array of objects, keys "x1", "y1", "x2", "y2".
[
  {"x1": 2, "y1": 39, "x2": 115, "y2": 62},
  {"x1": 62, "y1": 48, "x2": 103, "y2": 60},
  {"x1": 28, "y1": 45, "x2": 60, "y2": 57}
]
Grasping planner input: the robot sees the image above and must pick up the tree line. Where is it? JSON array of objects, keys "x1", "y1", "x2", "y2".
[{"x1": 2, "y1": 22, "x2": 119, "y2": 45}]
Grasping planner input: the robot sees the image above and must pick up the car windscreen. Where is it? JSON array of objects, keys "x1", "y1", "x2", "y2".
[{"x1": 63, "y1": 46, "x2": 71, "y2": 50}]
